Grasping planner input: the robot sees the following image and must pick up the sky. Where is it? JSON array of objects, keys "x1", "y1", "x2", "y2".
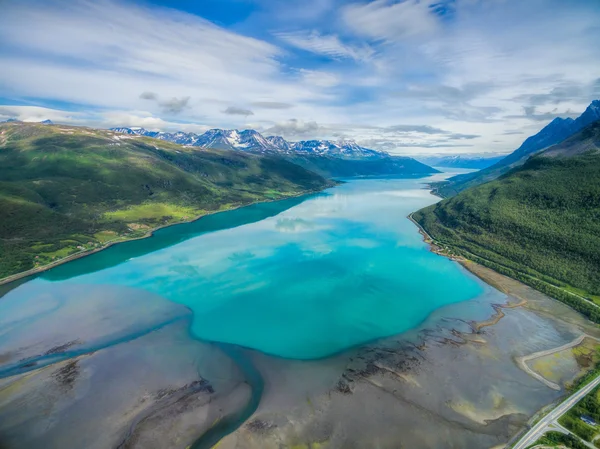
[{"x1": 1, "y1": 0, "x2": 599, "y2": 156}]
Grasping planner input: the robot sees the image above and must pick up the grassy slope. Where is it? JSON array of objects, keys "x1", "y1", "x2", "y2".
[
  {"x1": 413, "y1": 122, "x2": 600, "y2": 320},
  {"x1": 0, "y1": 122, "x2": 332, "y2": 278}
]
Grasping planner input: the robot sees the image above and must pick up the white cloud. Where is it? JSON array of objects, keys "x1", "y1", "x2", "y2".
[
  {"x1": 276, "y1": 31, "x2": 374, "y2": 61},
  {"x1": 0, "y1": 106, "x2": 87, "y2": 124},
  {"x1": 0, "y1": 105, "x2": 211, "y2": 133},
  {"x1": 0, "y1": 0, "x2": 599, "y2": 156},
  {"x1": 264, "y1": 119, "x2": 322, "y2": 139},
  {"x1": 343, "y1": 0, "x2": 440, "y2": 42},
  {"x1": 0, "y1": 0, "x2": 329, "y2": 122},
  {"x1": 299, "y1": 70, "x2": 340, "y2": 88}
]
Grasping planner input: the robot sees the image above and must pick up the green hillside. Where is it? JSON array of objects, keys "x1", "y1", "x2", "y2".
[
  {"x1": 0, "y1": 122, "x2": 333, "y2": 279},
  {"x1": 414, "y1": 121, "x2": 600, "y2": 321}
]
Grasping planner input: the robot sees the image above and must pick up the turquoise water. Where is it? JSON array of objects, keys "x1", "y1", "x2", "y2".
[{"x1": 1, "y1": 176, "x2": 484, "y2": 360}]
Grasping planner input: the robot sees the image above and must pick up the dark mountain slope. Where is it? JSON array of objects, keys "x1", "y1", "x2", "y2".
[
  {"x1": 285, "y1": 154, "x2": 439, "y2": 178},
  {"x1": 435, "y1": 100, "x2": 600, "y2": 197},
  {"x1": 416, "y1": 154, "x2": 505, "y2": 170}
]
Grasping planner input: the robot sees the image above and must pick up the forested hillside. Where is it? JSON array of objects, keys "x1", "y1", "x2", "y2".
[
  {"x1": 0, "y1": 122, "x2": 333, "y2": 279},
  {"x1": 414, "y1": 120, "x2": 600, "y2": 320}
]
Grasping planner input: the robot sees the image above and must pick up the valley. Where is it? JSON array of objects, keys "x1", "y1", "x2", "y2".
[
  {"x1": 2, "y1": 1, "x2": 600, "y2": 448},
  {"x1": 0, "y1": 121, "x2": 437, "y2": 282},
  {"x1": 0, "y1": 122, "x2": 335, "y2": 281}
]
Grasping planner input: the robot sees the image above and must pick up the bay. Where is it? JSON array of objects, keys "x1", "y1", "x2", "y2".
[{"x1": 2, "y1": 174, "x2": 484, "y2": 360}]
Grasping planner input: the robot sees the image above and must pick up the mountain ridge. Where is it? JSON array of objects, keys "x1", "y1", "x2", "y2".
[
  {"x1": 435, "y1": 100, "x2": 600, "y2": 196},
  {"x1": 110, "y1": 126, "x2": 389, "y2": 159},
  {"x1": 110, "y1": 126, "x2": 439, "y2": 177}
]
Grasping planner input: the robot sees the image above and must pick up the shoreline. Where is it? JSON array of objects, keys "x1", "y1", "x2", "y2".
[
  {"x1": 0, "y1": 187, "x2": 330, "y2": 288},
  {"x1": 2, "y1": 177, "x2": 595, "y2": 449}
]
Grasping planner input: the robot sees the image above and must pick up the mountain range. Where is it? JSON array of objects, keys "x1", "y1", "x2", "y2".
[
  {"x1": 110, "y1": 127, "x2": 438, "y2": 177},
  {"x1": 435, "y1": 100, "x2": 600, "y2": 196},
  {"x1": 111, "y1": 127, "x2": 386, "y2": 159}
]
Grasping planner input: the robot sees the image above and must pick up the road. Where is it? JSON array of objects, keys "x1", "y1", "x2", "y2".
[
  {"x1": 515, "y1": 335, "x2": 597, "y2": 391},
  {"x1": 511, "y1": 374, "x2": 600, "y2": 449}
]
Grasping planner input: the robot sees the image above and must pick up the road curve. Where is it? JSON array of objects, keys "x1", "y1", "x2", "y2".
[
  {"x1": 511, "y1": 374, "x2": 600, "y2": 449},
  {"x1": 515, "y1": 335, "x2": 593, "y2": 391}
]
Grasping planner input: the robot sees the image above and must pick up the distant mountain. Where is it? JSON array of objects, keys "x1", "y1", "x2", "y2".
[
  {"x1": 290, "y1": 139, "x2": 385, "y2": 159},
  {"x1": 40, "y1": 119, "x2": 54, "y2": 125},
  {"x1": 110, "y1": 126, "x2": 389, "y2": 159},
  {"x1": 416, "y1": 154, "x2": 505, "y2": 170},
  {"x1": 265, "y1": 135, "x2": 292, "y2": 152},
  {"x1": 435, "y1": 100, "x2": 600, "y2": 196},
  {"x1": 284, "y1": 154, "x2": 439, "y2": 178},
  {"x1": 109, "y1": 127, "x2": 202, "y2": 145},
  {"x1": 110, "y1": 127, "x2": 438, "y2": 177},
  {"x1": 414, "y1": 118, "x2": 600, "y2": 321},
  {"x1": 191, "y1": 129, "x2": 276, "y2": 152}
]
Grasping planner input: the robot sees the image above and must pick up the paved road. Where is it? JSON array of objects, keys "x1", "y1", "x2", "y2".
[
  {"x1": 551, "y1": 421, "x2": 597, "y2": 449},
  {"x1": 512, "y1": 374, "x2": 600, "y2": 449}
]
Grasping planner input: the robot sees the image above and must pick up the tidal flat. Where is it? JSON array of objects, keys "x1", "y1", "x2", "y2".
[
  {"x1": 216, "y1": 266, "x2": 600, "y2": 449},
  {"x1": 0, "y1": 174, "x2": 598, "y2": 449}
]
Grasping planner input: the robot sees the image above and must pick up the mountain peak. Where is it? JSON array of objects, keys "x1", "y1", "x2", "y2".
[
  {"x1": 575, "y1": 99, "x2": 600, "y2": 128},
  {"x1": 111, "y1": 126, "x2": 389, "y2": 159},
  {"x1": 548, "y1": 116, "x2": 573, "y2": 126}
]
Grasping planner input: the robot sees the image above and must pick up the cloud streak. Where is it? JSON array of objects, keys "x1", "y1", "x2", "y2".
[
  {"x1": 0, "y1": 0, "x2": 599, "y2": 156},
  {"x1": 276, "y1": 31, "x2": 374, "y2": 61},
  {"x1": 223, "y1": 106, "x2": 254, "y2": 116}
]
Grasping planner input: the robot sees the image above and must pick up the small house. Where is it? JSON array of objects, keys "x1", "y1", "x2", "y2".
[{"x1": 581, "y1": 415, "x2": 597, "y2": 426}]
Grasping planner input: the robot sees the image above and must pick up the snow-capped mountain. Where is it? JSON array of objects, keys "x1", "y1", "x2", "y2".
[
  {"x1": 194, "y1": 129, "x2": 280, "y2": 152},
  {"x1": 290, "y1": 139, "x2": 384, "y2": 159},
  {"x1": 110, "y1": 127, "x2": 202, "y2": 145},
  {"x1": 575, "y1": 99, "x2": 600, "y2": 128},
  {"x1": 110, "y1": 127, "x2": 140, "y2": 135},
  {"x1": 110, "y1": 127, "x2": 389, "y2": 159},
  {"x1": 266, "y1": 135, "x2": 292, "y2": 152}
]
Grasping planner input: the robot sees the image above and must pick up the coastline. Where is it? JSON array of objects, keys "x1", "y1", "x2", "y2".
[
  {"x1": 408, "y1": 212, "x2": 516, "y2": 297},
  {"x1": 409, "y1": 199, "x2": 600, "y2": 447},
  {"x1": 0, "y1": 186, "x2": 331, "y2": 288},
  {"x1": 2, "y1": 176, "x2": 598, "y2": 449}
]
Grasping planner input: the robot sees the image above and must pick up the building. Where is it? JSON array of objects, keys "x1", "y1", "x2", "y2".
[{"x1": 581, "y1": 415, "x2": 597, "y2": 426}]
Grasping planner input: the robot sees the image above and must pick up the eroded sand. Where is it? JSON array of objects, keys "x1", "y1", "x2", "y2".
[{"x1": 216, "y1": 263, "x2": 600, "y2": 449}]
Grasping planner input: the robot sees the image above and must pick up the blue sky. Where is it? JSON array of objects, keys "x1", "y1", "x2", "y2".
[{"x1": 1, "y1": 0, "x2": 599, "y2": 155}]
